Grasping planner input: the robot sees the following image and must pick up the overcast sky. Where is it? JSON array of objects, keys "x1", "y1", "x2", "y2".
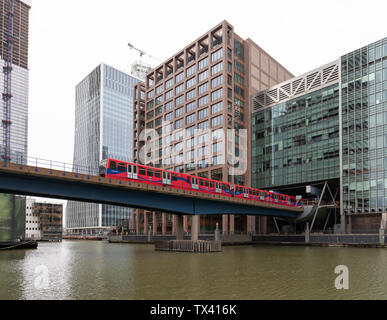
[
  {"x1": 27, "y1": 0, "x2": 386, "y2": 208},
  {"x1": 28, "y1": 0, "x2": 387, "y2": 164}
]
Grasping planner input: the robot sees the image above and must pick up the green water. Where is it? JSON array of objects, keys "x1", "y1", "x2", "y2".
[{"x1": 1, "y1": 240, "x2": 386, "y2": 300}]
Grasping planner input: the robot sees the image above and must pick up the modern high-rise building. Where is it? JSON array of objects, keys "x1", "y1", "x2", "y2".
[
  {"x1": 252, "y1": 37, "x2": 387, "y2": 234},
  {"x1": 66, "y1": 63, "x2": 140, "y2": 235},
  {"x1": 132, "y1": 20, "x2": 293, "y2": 236},
  {"x1": 0, "y1": 0, "x2": 31, "y2": 242}
]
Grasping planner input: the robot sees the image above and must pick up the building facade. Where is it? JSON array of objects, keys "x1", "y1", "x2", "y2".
[
  {"x1": 25, "y1": 198, "x2": 40, "y2": 239},
  {"x1": 0, "y1": 0, "x2": 30, "y2": 242},
  {"x1": 66, "y1": 64, "x2": 140, "y2": 235},
  {"x1": 36, "y1": 202, "x2": 63, "y2": 241},
  {"x1": 132, "y1": 21, "x2": 293, "y2": 236},
  {"x1": 252, "y1": 37, "x2": 387, "y2": 234}
]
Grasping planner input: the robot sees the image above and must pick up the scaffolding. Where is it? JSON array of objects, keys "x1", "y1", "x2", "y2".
[{"x1": 2, "y1": 0, "x2": 14, "y2": 161}]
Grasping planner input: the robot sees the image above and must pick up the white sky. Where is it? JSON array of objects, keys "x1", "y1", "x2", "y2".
[{"x1": 27, "y1": 0, "x2": 387, "y2": 209}]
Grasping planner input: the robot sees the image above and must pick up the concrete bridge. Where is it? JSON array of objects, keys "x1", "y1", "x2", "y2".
[{"x1": 0, "y1": 161, "x2": 302, "y2": 240}]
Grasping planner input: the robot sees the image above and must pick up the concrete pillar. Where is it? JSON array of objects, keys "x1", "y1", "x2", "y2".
[
  {"x1": 191, "y1": 215, "x2": 200, "y2": 241},
  {"x1": 144, "y1": 212, "x2": 148, "y2": 235},
  {"x1": 176, "y1": 215, "x2": 184, "y2": 240},
  {"x1": 251, "y1": 216, "x2": 256, "y2": 235},
  {"x1": 131, "y1": 210, "x2": 136, "y2": 230},
  {"x1": 247, "y1": 216, "x2": 252, "y2": 235},
  {"x1": 162, "y1": 213, "x2": 167, "y2": 235},
  {"x1": 215, "y1": 222, "x2": 221, "y2": 241},
  {"x1": 229, "y1": 215, "x2": 235, "y2": 235},
  {"x1": 258, "y1": 216, "x2": 267, "y2": 234},
  {"x1": 183, "y1": 216, "x2": 188, "y2": 234},
  {"x1": 153, "y1": 212, "x2": 157, "y2": 235},
  {"x1": 172, "y1": 215, "x2": 177, "y2": 235},
  {"x1": 135, "y1": 212, "x2": 140, "y2": 235},
  {"x1": 379, "y1": 213, "x2": 387, "y2": 246},
  {"x1": 222, "y1": 215, "x2": 228, "y2": 235}
]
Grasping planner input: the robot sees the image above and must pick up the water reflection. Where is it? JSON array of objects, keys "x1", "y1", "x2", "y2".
[{"x1": 1, "y1": 241, "x2": 387, "y2": 300}]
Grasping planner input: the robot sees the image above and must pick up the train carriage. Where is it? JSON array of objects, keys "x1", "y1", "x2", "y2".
[{"x1": 99, "y1": 158, "x2": 302, "y2": 209}]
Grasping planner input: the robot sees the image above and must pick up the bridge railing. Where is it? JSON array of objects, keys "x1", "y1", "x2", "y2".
[{"x1": 3, "y1": 151, "x2": 99, "y2": 176}]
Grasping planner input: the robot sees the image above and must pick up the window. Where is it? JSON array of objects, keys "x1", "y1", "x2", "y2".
[
  {"x1": 212, "y1": 155, "x2": 223, "y2": 165},
  {"x1": 165, "y1": 89, "x2": 173, "y2": 100},
  {"x1": 155, "y1": 95, "x2": 163, "y2": 105},
  {"x1": 211, "y1": 115, "x2": 223, "y2": 127},
  {"x1": 198, "y1": 146, "x2": 209, "y2": 157},
  {"x1": 186, "y1": 77, "x2": 196, "y2": 89},
  {"x1": 165, "y1": 112, "x2": 173, "y2": 121},
  {"x1": 175, "y1": 72, "x2": 184, "y2": 83},
  {"x1": 234, "y1": 39, "x2": 244, "y2": 60},
  {"x1": 211, "y1": 88, "x2": 223, "y2": 102},
  {"x1": 234, "y1": 73, "x2": 244, "y2": 86},
  {"x1": 213, "y1": 141, "x2": 223, "y2": 153},
  {"x1": 186, "y1": 89, "x2": 196, "y2": 101},
  {"x1": 186, "y1": 65, "x2": 196, "y2": 77},
  {"x1": 146, "y1": 101, "x2": 154, "y2": 110},
  {"x1": 186, "y1": 101, "x2": 196, "y2": 113},
  {"x1": 186, "y1": 113, "x2": 196, "y2": 124},
  {"x1": 211, "y1": 49, "x2": 223, "y2": 63},
  {"x1": 199, "y1": 133, "x2": 209, "y2": 144},
  {"x1": 198, "y1": 107, "x2": 209, "y2": 120},
  {"x1": 234, "y1": 85, "x2": 244, "y2": 97},
  {"x1": 212, "y1": 129, "x2": 224, "y2": 140},
  {"x1": 175, "y1": 119, "x2": 184, "y2": 129},
  {"x1": 198, "y1": 120, "x2": 209, "y2": 130},
  {"x1": 156, "y1": 85, "x2": 163, "y2": 95},
  {"x1": 211, "y1": 75, "x2": 223, "y2": 88},
  {"x1": 211, "y1": 62, "x2": 223, "y2": 76},
  {"x1": 198, "y1": 82, "x2": 209, "y2": 95},
  {"x1": 198, "y1": 70, "x2": 209, "y2": 82},
  {"x1": 175, "y1": 107, "x2": 184, "y2": 118},
  {"x1": 147, "y1": 90, "x2": 154, "y2": 99},
  {"x1": 211, "y1": 102, "x2": 223, "y2": 114},
  {"x1": 147, "y1": 111, "x2": 154, "y2": 120},
  {"x1": 165, "y1": 78, "x2": 174, "y2": 89},
  {"x1": 198, "y1": 95, "x2": 209, "y2": 107},
  {"x1": 175, "y1": 95, "x2": 184, "y2": 106},
  {"x1": 175, "y1": 83, "x2": 184, "y2": 95},
  {"x1": 234, "y1": 60, "x2": 244, "y2": 73},
  {"x1": 155, "y1": 117, "x2": 162, "y2": 127},
  {"x1": 198, "y1": 57, "x2": 209, "y2": 70},
  {"x1": 186, "y1": 125, "x2": 195, "y2": 136},
  {"x1": 165, "y1": 101, "x2": 173, "y2": 111},
  {"x1": 186, "y1": 137, "x2": 195, "y2": 148}
]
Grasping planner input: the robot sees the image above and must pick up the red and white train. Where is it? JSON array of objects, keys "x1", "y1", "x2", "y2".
[{"x1": 99, "y1": 158, "x2": 302, "y2": 209}]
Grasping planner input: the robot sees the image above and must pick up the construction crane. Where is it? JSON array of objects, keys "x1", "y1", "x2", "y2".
[
  {"x1": 2, "y1": 0, "x2": 14, "y2": 162},
  {"x1": 128, "y1": 43, "x2": 159, "y2": 80}
]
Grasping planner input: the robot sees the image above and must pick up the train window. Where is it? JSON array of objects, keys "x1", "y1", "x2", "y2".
[
  {"x1": 248, "y1": 189, "x2": 252, "y2": 195},
  {"x1": 147, "y1": 168, "x2": 154, "y2": 177},
  {"x1": 199, "y1": 179, "x2": 204, "y2": 186},
  {"x1": 172, "y1": 174, "x2": 178, "y2": 182},
  {"x1": 118, "y1": 163, "x2": 126, "y2": 172},
  {"x1": 109, "y1": 161, "x2": 117, "y2": 170},
  {"x1": 210, "y1": 181, "x2": 215, "y2": 188},
  {"x1": 139, "y1": 167, "x2": 146, "y2": 176},
  {"x1": 205, "y1": 180, "x2": 209, "y2": 187},
  {"x1": 154, "y1": 170, "x2": 161, "y2": 178}
]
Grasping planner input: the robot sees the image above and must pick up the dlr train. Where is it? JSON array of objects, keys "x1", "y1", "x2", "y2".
[{"x1": 99, "y1": 158, "x2": 302, "y2": 209}]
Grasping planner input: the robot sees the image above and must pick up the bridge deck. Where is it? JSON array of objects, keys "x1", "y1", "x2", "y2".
[{"x1": 0, "y1": 162, "x2": 302, "y2": 217}]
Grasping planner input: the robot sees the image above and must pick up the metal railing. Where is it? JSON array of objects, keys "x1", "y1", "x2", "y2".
[{"x1": 1, "y1": 151, "x2": 99, "y2": 176}]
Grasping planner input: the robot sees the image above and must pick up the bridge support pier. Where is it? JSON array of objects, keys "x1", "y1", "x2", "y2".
[
  {"x1": 222, "y1": 215, "x2": 228, "y2": 235},
  {"x1": 191, "y1": 215, "x2": 199, "y2": 241},
  {"x1": 176, "y1": 215, "x2": 184, "y2": 241}
]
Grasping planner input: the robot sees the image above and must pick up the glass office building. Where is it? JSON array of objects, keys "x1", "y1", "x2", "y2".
[
  {"x1": 252, "y1": 37, "x2": 387, "y2": 233},
  {"x1": 341, "y1": 39, "x2": 387, "y2": 216},
  {"x1": 66, "y1": 64, "x2": 139, "y2": 234}
]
